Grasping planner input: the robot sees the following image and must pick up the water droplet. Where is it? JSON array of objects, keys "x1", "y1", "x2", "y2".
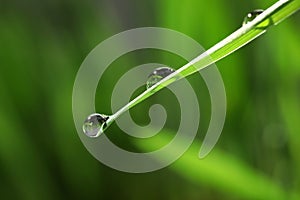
[
  {"x1": 146, "y1": 67, "x2": 175, "y2": 89},
  {"x1": 243, "y1": 9, "x2": 264, "y2": 25},
  {"x1": 83, "y1": 113, "x2": 109, "y2": 137}
]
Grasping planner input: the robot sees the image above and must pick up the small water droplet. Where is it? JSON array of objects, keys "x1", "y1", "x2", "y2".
[
  {"x1": 243, "y1": 9, "x2": 264, "y2": 25},
  {"x1": 83, "y1": 113, "x2": 109, "y2": 137},
  {"x1": 146, "y1": 67, "x2": 175, "y2": 89}
]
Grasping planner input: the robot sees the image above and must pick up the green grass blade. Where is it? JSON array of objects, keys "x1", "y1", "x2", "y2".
[{"x1": 103, "y1": 0, "x2": 300, "y2": 132}]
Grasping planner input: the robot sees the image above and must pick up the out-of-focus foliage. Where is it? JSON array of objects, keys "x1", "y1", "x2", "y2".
[{"x1": 0, "y1": 0, "x2": 299, "y2": 199}]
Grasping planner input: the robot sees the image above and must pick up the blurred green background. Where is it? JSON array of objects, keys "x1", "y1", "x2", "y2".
[{"x1": 1, "y1": 0, "x2": 300, "y2": 199}]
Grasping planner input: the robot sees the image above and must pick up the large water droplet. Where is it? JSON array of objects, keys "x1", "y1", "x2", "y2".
[
  {"x1": 146, "y1": 67, "x2": 175, "y2": 89},
  {"x1": 243, "y1": 9, "x2": 264, "y2": 25},
  {"x1": 83, "y1": 113, "x2": 109, "y2": 137}
]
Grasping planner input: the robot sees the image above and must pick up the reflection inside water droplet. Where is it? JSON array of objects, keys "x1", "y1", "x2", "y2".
[
  {"x1": 243, "y1": 9, "x2": 264, "y2": 25},
  {"x1": 83, "y1": 113, "x2": 109, "y2": 137},
  {"x1": 146, "y1": 67, "x2": 175, "y2": 89}
]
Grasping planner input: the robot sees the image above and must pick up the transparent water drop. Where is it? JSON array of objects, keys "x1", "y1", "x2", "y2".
[
  {"x1": 146, "y1": 67, "x2": 175, "y2": 89},
  {"x1": 243, "y1": 9, "x2": 264, "y2": 25},
  {"x1": 83, "y1": 113, "x2": 109, "y2": 137}
]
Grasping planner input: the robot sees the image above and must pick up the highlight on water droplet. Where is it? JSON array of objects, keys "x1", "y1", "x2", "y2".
[
  {"x1": 83, "y1": 113, "x2": 109, "y2": 137},
  {"x1": 146, "y1": 67, "x2": 175, "y2": 89},
  {"x1": 243, "y1": 9, "x2": 264, "y2": 25}
]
